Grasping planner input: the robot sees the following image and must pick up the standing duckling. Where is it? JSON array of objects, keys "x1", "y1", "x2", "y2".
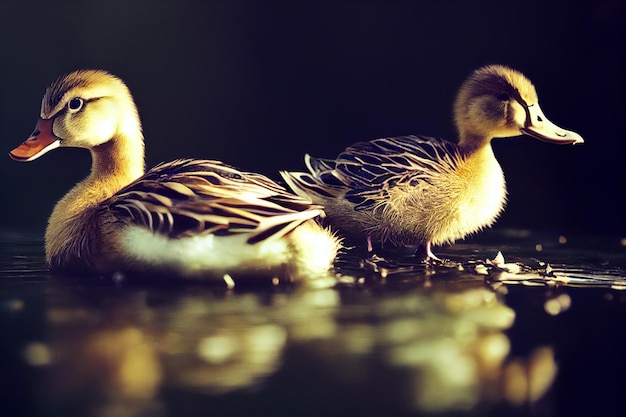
[
  {"x1": 9, "y1": 70, "x2": 340, "y2": 283},
  {"x1": 281, "y1": 65, "x2": 583, "y2": 259}
]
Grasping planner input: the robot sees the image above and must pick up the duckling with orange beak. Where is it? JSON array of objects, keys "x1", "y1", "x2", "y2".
[{"x1": 10, "y1": 70, "x2": 341, "y2": 282}]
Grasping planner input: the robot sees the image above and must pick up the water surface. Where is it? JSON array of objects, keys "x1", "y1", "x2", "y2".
[{"x1": 1, "y1": 230, "x2": 625, "y2": 417}]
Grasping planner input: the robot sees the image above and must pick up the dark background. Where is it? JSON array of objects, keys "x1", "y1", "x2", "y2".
[{"x1": 0, "y1": 0, "x2": 624, "y2": 237}]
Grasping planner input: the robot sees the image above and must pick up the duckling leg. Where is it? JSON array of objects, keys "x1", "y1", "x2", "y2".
[
  {"x1": 366, "y1": 235, "x2": 373, "y2": 253},
  {"x1": 425, "y1": 242, "x2": 440, "y2": 260}
]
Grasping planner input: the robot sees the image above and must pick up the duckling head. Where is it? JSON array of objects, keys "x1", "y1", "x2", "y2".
[
  {"x1": 453, "y1": 65, "x2": 583, "y2": 151},
  {"x1": 9, "y1": 69, "x2": 143, "y2": 162}
]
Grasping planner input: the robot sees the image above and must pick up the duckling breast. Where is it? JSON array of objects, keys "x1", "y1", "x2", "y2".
[{"x1": 375, "y1": 145, "x2": 506, "y2": 246}]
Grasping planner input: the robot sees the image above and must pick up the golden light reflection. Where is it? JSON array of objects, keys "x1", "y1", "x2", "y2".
[
  {"x1": 340, "y1": 324, "x2": 376, "y2": 355},
  {"x1": 404, "y1": 338, "x2": 480, "y2": 411},
  {"x1": 476, "y1": 333, "x2": 511, "y2": 377},
  {"x1": 544, "y1": 293, "x2": 572, "y2": 315},
  {"x1": 22, "y1": 342, "x2": 52, "y2": 366},
  {"x1": 80, "y1": 327, "x2": 162, "y2": 399},
  {"x1": 37, "y1": 319, "x2": 163, "y2": 417},
  {"x1": 197, "y1": 334, "x2": 238, "y2": 364},
  {"x1": 528, "y1": 347, "x2": 558, "y2": 401},
  {"x1": 35, "y1": 273, "x2": 560, "y2": 416},
  {"x1": 377, "y1": 286, "x2": 517, "y2": 412},
  {"x1": 173, "y1": 323, "x2": 288, "y2": 393},
  {"x1": 504, "y1": 347, "x2": 557, "y2": 405}
]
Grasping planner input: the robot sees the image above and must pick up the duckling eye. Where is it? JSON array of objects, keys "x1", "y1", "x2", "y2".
[
  {"x1": 68, "y1": 97, "x2": 83, "y2": 112},
  {"x1": 496, "y1": 93, "x2": 510, "y2": 101}
]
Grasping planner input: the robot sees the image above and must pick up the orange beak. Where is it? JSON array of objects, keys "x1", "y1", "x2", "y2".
[{"x1": 9, "y1": 118, "x2": 60, "y2": 162}]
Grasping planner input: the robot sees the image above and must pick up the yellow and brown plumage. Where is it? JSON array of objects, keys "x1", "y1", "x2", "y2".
[
  {"x1": 281, "y1": 65, "x2": 583, "y2": 259},
  {"x1": 9, "y1": 70, "x2": 340, "y2": 282}
]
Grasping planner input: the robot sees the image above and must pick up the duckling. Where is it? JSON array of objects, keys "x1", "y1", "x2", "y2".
[
  {"x1": 9, "y1": 70, "x2": 340, "y2": 282},
  {"x1": 280, "y1": 65, "x2": 583, "y2": 259}
]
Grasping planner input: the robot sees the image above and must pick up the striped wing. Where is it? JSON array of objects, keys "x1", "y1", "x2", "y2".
[
  {"x1": 308, "y1": 135, "x2": 463, "y2": 210},
  {"x1": 103, "y1": 159, "x2": 323, "y2": 244}
]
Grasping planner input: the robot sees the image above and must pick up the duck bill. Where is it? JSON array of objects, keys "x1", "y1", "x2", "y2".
[
  {"x1": 9, "y1": 118, "x2": 61, "y2": 162},
  {"x1": 520, "y1": 104, "x2": 584, "y2": 145}
]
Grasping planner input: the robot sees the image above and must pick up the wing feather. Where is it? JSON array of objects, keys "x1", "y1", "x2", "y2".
[
  {"x1": 296, "y1": 135, "x2": 464, "y2": 208},
  {"x1": 103, "y1": 159, "x2": 322, "y2": 243}
]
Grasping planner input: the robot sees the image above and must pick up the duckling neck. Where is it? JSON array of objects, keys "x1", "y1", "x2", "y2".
[
  {"x1": 45, "y1": 133, "x2": 145, "y2": 266},
  {"x1": 62, "y1": 133, "x2": 145, "y2": 214},
  {"x1": 457, "y1": 133, "x2": 492, "y2": 157},
  {"x1": 91, "y1": 133, "x2": 145, "y2": 189}
]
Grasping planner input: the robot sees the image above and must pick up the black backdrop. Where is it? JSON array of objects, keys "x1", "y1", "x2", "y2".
[{"x1": 1, "y1": 1, "x2": 624, "y2": 236}]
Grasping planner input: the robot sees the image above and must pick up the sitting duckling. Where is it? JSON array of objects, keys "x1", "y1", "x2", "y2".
[
  {"x1": 281, "y1": 65, "x2": 583, "y2": 259},
  {"x1": 9, "y1": 70, "x2": 340, "y2": 282}
]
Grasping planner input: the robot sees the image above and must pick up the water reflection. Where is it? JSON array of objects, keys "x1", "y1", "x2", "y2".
[
  {"x1": 18, "y1": 276, "x2": 533, "y2": 416},
  {"x1": 2, "y1": 230, "x2": 625, "y2": 416}
]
